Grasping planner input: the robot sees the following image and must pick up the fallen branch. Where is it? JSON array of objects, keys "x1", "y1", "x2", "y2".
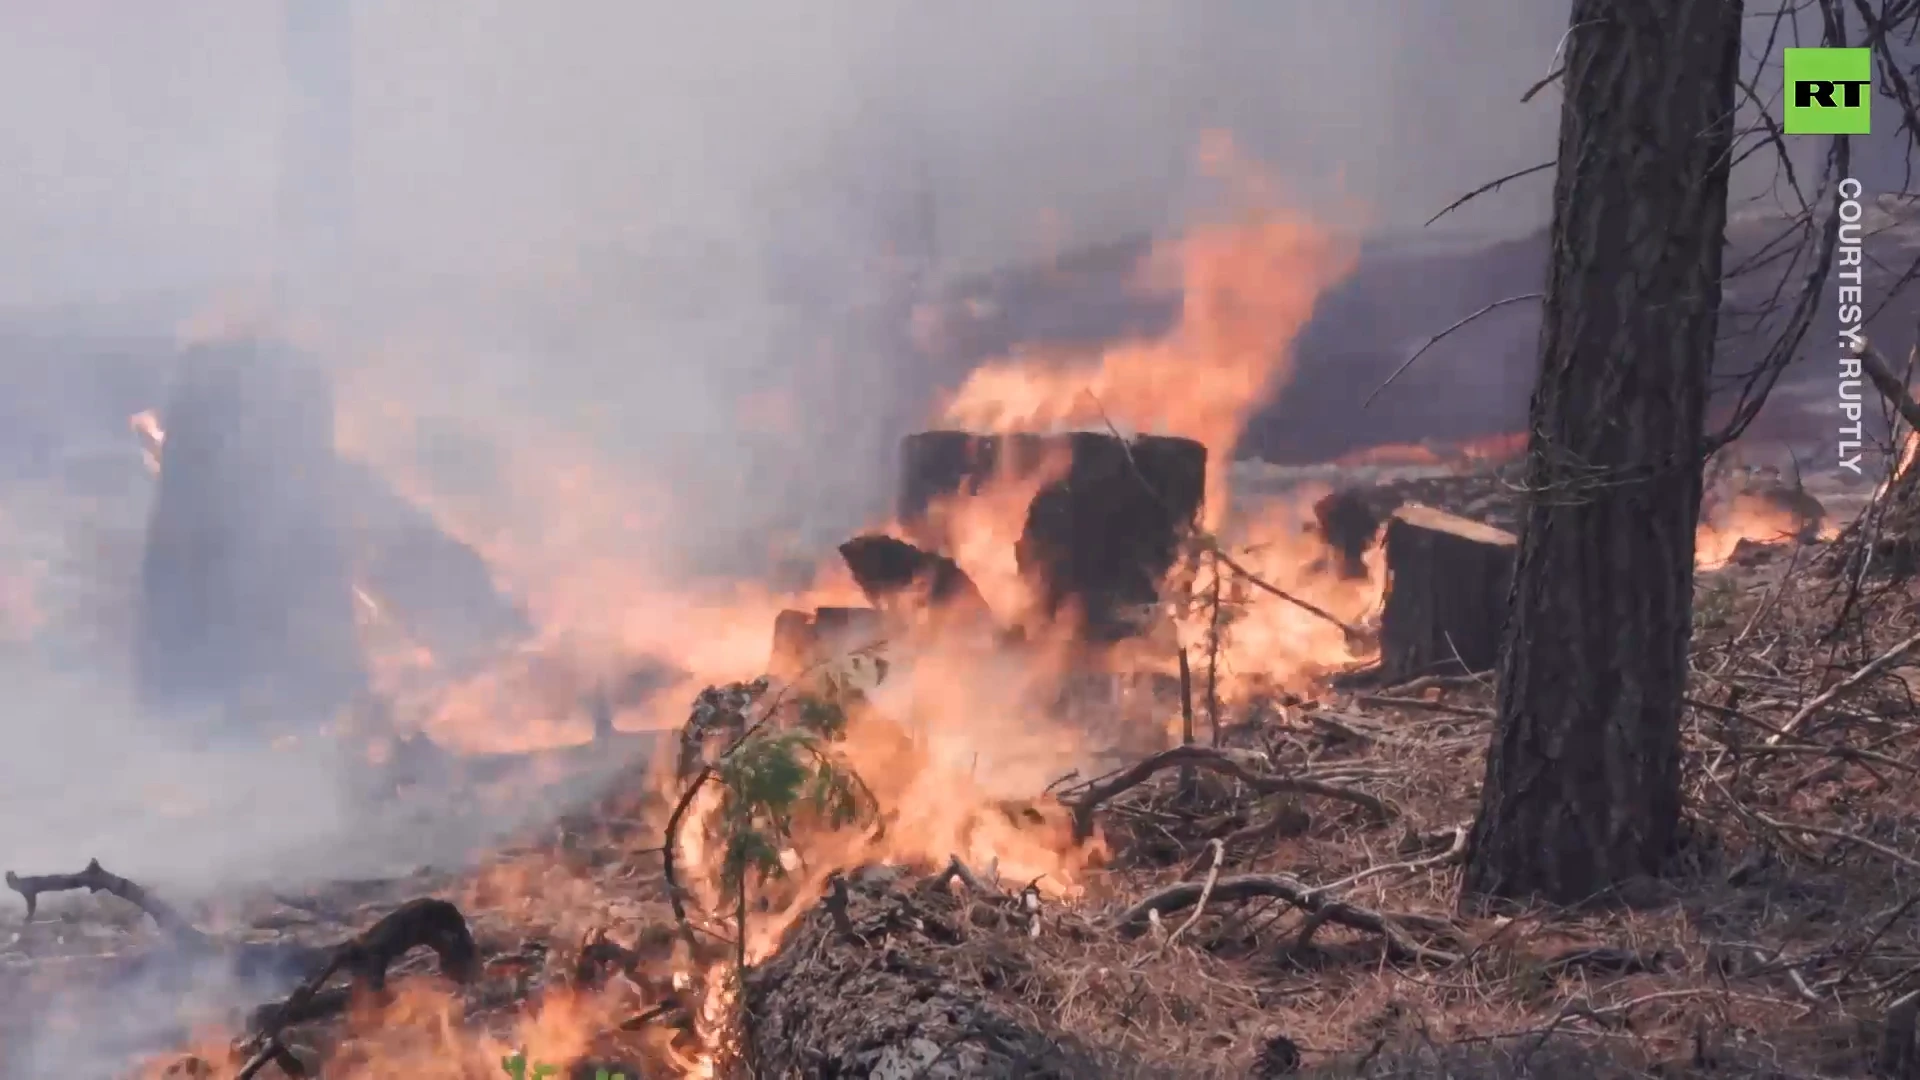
[
  {"x1": 1356, "y1": 694, "x2": 1495, "y2": 719},
  {"x1": 1067, "y1": 745, "x2": 1396, "y2": 841},
  {"x1": 238, "y1": 898, "x2": 479, "y2": 1078},
  {"x1": 5, "y1": 859, "x2": 207, "y2": 947},
  {"x1": 1769, "y1": 626, "x2": 1920, "y2": 743},
  {"x1": 1112, "y1": 872, "x2": 1460, "y2": 965},
  {"x1": 1378, "y1": 672, "x2": 1490, "y2": 697},
  {"x1": 1211, "y1": 547, "x2": 1370, "y2": 646},
  {"x1": 1148, "y1": 839, "x2": 1223, "y2": 961},
  {"x1": 1302, "y1": 825, "x2": 1469, "y2": 900}
]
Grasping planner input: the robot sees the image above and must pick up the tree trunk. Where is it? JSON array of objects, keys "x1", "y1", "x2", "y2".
[
  {"x1": 1462, "y1": 0, "x2": 1740, "y2": 904},
  {"x1": 1378, "y1": 505, "x2": 1516, "y2": 681}
]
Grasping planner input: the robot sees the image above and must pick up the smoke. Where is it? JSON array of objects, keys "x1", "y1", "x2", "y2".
[{"x1": 0, "y1": 3, "x2": 1604, "y2": 1072}]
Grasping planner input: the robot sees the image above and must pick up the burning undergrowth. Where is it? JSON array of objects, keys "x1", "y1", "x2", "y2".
[{"x1": 0, "y1": 129, "x2": 1873, "y2": 1078}]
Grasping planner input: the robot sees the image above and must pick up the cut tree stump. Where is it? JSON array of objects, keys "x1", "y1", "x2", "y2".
[
  {"x1": 895, "y1": 430, "x2": 1205, "y2": 640},
  {"x1": 136, "y1": 336, "x2": 364, "y2": 724},
  {"x1": 1378, "y1": 504, "x2": 1516, "y2": 681},
  {"x1": 838, "y1": 533, "x2": 991, "y2": 621},
  {"x1": 768, "y1": 607, "x2": 884, "y2": 681}
]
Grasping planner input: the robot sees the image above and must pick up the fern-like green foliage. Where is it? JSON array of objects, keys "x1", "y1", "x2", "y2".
[{"x1": 711, "y1": 686, "x2": 869, "y2": 893}]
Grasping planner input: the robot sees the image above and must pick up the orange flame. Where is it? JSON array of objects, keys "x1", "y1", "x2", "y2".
[{"x1": 939, "y1": 132, "x2": 1358, "y2": 527}]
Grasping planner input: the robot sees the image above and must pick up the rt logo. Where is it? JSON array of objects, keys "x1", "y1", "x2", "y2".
[{"x1": 1784, "y1": 47, "x2": 1872, "y2": 134}]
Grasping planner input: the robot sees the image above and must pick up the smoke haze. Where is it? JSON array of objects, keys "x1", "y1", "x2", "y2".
[{"x1": 0, "y1": 3, "x2": 1863, "y2": 1071}]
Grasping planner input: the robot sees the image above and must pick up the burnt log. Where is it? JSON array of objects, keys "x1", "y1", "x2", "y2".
[
  {"x1": 136, "y1": 337, "x2": 363, "y2": 726},
  {"x1": 731, "y1": 868, "x2": 1126, "y2": 1078},
  {"x1": 839, "y1": 533, "x2": 991, "y2": 621},
  {"x1": 897, "y1": 430, "x2": 1205, "y2": 640},
  {"x1": 1379, "y1": 504, "x2": 1516, "y2": 681},
  {"x1": 768, "y1": 607, "x2": 885, "y2": 681},
  {"x1": 1312, "y1": 488, "x2": 1383, "y2": 579}
]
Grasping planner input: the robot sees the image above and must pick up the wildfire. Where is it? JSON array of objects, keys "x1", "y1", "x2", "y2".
[
  {"x1": 938, "y1": 131, "x2": 1359, "y2": 528},
  {"x1": 1695, "y1": 491, "x2": 1822, "y2": 571},
  {"x1": 125, "y1": 134, "x2": 1389, "y2": 1079}
]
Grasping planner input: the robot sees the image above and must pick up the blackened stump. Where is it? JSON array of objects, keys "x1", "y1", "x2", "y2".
[
  {"x1": 136, "y1": 337, "x2": 363, "y2": 726},
  {"x1": 897, "y1": 430, "x2": 1205, "y2": 640},
  {"x1": 1379, "y1": 504, "x2": 1516, "y2": 681},
  {"x1": 1313, "y1": 487, "x2": 1383, "y2": 579},
  {"x1": 767, "y1": 607, "x2": 884, "y2": 680},
  {"x1": 838, "y1": 533, "x2": 990, "y2": 618}
]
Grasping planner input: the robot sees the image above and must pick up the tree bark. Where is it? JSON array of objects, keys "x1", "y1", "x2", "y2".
[
  {"x1": 1378, "y1": 505, "x2": 1516, "y2": 681},
  {"x1": 1462, "y1": 0, "x2": 1741, "y2": 905}
]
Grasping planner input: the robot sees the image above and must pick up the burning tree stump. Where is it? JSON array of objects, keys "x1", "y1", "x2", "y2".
[
  {"x1": 1313, "y1": 487, "x2": 1383, "y2": 579},
  {"x1": 732, "y1": 868, "x2": 1118, "y2": 1078},
  {"x1": 768, "y1": 607, "x2": 885, "y2": 681},
  {"x1": 1378, "y1": 504, "x2": 1516, "y2": 681},
  {"x1": 839, "y1": 533, "x2": 990, "y2": 618},
  {"x1": 136, "y1": 337, "x2": 363, "y2": 724},
  {"x1": 897, "y1": 430, "x2": 1206, "y2": 640}
]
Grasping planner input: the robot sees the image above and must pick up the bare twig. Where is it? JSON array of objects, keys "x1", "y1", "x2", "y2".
[
  {"x1": 1424, "y1": 165, "x2": 1554, "y2": 228},
  {"x1": 1768, "y1": 626, "x2": 1920, "y2": 743},
  {"x1": 1147, "y1": 839, "x2": 1225, "y2": 961},
  {"x1": 1067, "y1": 745, "x2": 1396, "y2": 841},
  {"x1": 1210, "y1": 545, "x2": 1367, "y2": 643},
  {"x1": 1112, "y1": 873, "x2": 1460, "y2": 965},
  {"x1": 1363, "y1": 294, "x2": 1543, "y2": 407}
]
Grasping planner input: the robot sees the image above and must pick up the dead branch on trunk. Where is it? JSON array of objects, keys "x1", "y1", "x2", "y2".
[
  {"x1": 1065, "y1": 745, "x2": 1396, "y2": 841},
  {"x1": 1111, "y1": 872, "x2": 1461, "y2": 965},
  {"x1": 1853, "y1": 338, "x2": 1920, "y2": 436}
]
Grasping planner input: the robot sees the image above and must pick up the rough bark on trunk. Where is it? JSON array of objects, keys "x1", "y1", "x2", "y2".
[
  {"x1": 1463, "y1": 0, "x2": 1740, "y2": 904},
  {"x1": 1379, "y1": 504, "x2": 1516, "y2": 681}
]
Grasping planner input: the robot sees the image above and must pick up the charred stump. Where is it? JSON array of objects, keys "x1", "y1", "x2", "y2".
[
  {"x1": 768, "y1": 607, "x2": 884, "y2": 682},
  {"x1": 136, "y1": 337, "x2": 363, "y2": 725},
  {"x1": 1378, "y1": 504, "x2": 1515, "y2": 681},
  {"x1": 897, "y1": 430, "x2": 1205, "y2": 640},
  {"x1": 839, "y1": 533, "x2": 991, "y2": 621},
  {"x1": 730, "y1": 868, "x2": 1119, "y2": 1079}
]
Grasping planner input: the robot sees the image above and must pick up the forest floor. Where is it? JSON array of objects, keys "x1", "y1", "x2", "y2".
[{"x1": 7, "y1": 471, "x2": 1920, "y2": 1078}]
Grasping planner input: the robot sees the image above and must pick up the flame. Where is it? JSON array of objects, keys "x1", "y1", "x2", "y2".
[
  {"x1": 938, "y1": 131, "x2": 1358, "y2": 527},
  {"x1": 1695, "y1": 491, "x2": 1811, "y2": 570},
  {"x1": 129, "y1": 409, "x2": 166, "y2": 474},
  {"x1": 126, "y1": 134, "x2": 1391, "y2": 1077}
]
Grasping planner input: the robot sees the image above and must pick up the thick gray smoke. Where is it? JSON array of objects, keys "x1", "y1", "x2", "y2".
[{"x1": 7, "y1": 2, "x2": 1858, "y2": 1073}]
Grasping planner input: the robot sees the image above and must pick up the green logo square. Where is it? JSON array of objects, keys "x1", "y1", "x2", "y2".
[{"x1": 1784, "y1": 48, "x2": 1872, "y2": 134}]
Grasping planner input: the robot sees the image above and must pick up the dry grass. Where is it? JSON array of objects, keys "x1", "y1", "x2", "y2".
[{"x1": 27, "y1": 505, "x2": 1920, "y2": 1078}]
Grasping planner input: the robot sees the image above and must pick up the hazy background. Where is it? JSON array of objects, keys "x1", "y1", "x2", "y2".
[{"x1": 0, "y1": 3, "x2": 1905, "y2": 1073}]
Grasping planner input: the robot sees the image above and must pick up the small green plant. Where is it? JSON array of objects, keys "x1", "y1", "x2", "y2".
[
  {"x1": 707, "y1": 680, "x2": 873, "y2": 964},
  {"x1": 1694, "y1": 574, "x2": 1739, "y2": 629}
]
